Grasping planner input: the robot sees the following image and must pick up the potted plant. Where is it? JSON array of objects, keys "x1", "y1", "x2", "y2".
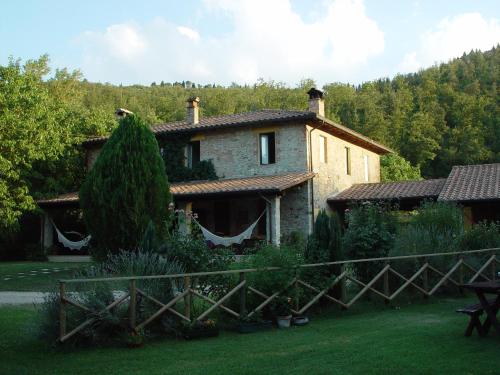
[
  {"x1": 237, "y1": 313, "x2": 273, "y2": 334},
  {"x1": 182, "y1": 319, "x2": 219, "y2": 340},
  {"x1": 292, "y1": 316, "x2": 309, "y2": 326},
  {"x1": 270, "y1": 296, "x2": 293, "y2": 328},
  {"x1": 126, "y1": 329, "x2": 145, "y2": 348}
]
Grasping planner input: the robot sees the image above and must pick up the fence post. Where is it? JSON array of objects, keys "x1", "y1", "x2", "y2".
[
  {"x1": 184, "y1": 276, "x2": 191, "y2": 321},
  {"x1": 59, "y1": 281, "x2": 66, "y2": 341},
  {"x1": 458, "y1": 257, "x2": 464, "y2": 294},
  {"x1": 294, "y1": 267, "x2": 300, "y2": 312},
  {"x1": 383, "y1": 261, "x2": 390, "y2": 304},
  {"x1": 422, "y1": 257, "x2": 429, "y2": 299},
  {"x1": 491, "y1": 255, "x2": 497, "y2": 281},
  {"x1": 239, "y1": 272, "x2": 247, "y2": 318},
  {"x1": 340, "y1": 263, "x2": 347, "y2": 309},
  {"x1": 129, "y1": 279, "x2": 137, "y2": 331}
]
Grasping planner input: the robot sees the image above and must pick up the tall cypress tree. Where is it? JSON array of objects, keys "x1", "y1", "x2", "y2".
[{"x1": 80, "y1": 114, "x2": 171, "y2": 258}]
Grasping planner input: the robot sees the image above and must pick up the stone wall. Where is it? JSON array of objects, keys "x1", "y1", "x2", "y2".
[
  {"x1": 199, "y1": 122, "x2": 308, "y2": 179},
  {"x1": 306, "y1": 125, "x2": 381, "y2": 215},
  {"x1": 86, "y1": 146, "x2": 101, "y2": 171},
  {"x1": 279, "y1": 181, "x2": 312, "y2": 238}
]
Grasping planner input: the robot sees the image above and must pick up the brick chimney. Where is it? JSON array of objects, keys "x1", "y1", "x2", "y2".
[
  {"x1": 307, "y1": 88, "x2": 324, "y2": 117},
  {"x1": 186, "y1": 96, "x2": 200, "y2": 125}
]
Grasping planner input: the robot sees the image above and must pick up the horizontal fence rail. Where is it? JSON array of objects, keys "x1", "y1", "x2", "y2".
[{"x1": 57, "y1": 247, "x2": 499, "y2": 343}]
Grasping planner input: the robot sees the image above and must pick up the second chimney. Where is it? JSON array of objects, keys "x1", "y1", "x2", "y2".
[
  {"x1": 307, "y1": 88, "x2": 325, "y2": 117},
  {"x1": 186, "y1": 96, "x2": 200, "y2": 125}
]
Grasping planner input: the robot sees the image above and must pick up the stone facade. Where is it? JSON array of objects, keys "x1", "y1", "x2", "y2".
[
  {"x1": 86, "y1": 146, "x2": 101, "y2": 171},
  {"x1": 84, "y1": 118, "x2": 382, "y2": 242},
  {"x1": 306, "y1": 125, "x2": 380, "y2": 215},
  {"x1": 198, "y1": 122, "x2": 308, "y2": 179}
]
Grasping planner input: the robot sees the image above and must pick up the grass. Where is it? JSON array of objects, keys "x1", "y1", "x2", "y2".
[
  {"x1": 0, "y1": 262, "x2": 89, "y2": 291},
  {"x1": 1, "y1": 297, "x2": 499, "y2": 375}
]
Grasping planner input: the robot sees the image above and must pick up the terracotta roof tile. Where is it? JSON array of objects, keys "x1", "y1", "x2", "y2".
[
  {"x1": 82, "y1": 109, "x2": 392, "y2": 154},
  {"x1": 37, "y1": 172, "x2": 314, "y2": 207},
  {"x1": 438, "y1": 163, "x2": 500, "y2": 202},
  {"x1": 83, "y1": 110, "x2": 314, "y2": 146},
  {"x1": 328, "y1": 179, "x2": 446, "y2": 202},
  {"x1": 171, "y1": 172, "x2": 314, "y2": 198}
]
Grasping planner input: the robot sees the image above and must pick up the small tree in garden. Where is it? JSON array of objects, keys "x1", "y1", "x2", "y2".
[
  {"x1": 305, "y1": 210, "x2": 343, "y2": 289},
  {"x1": 80, "y1": 114, "x2": 171, "y2": 259},
  {"x1": 342, "y1": 203, "x2": 397, "y2": 282}
]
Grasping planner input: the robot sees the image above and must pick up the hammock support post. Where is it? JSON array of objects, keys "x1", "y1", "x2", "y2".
[
  {"x1": 268, "y1": 195, "x2": 281, "y2": 246},
  {"x1": 41, "y1": 211, "x2": 54, "y2": 249}
]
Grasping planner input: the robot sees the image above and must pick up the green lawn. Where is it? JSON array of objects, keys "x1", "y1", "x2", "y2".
[
  {"x1": 0, "y1": 262, "x2": 89, "y2": 291},
  {"x1": 1, "y1": 297, "x2": 499, "y2": 375}
]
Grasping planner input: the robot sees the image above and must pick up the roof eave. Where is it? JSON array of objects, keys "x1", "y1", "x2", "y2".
[{"x1": 313, "y1": 115, "x2": 393, "y2": 155}]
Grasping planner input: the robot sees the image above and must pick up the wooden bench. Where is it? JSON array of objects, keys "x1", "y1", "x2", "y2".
[{"x1": 457, "y1": 299, "x2": 496, "y2": 337}]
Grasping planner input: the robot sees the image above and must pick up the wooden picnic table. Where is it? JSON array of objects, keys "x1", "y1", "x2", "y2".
[{"x1": 462, "y1": 281, "x2": 500, "y2": 336}]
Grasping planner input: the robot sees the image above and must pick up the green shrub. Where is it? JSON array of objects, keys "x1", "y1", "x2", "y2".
[
  {"x1": 304, "y1": 210, "x2": 343, "y2": 290},
  {"x1": 37, "y1": 250, "x2": 183, "y2": 347},
  {"x1": 239, "y1": 243, "x2": 303, "y2": 295},
  {"x1": 390, "y1": 201, "x2": 464, "y2": 274},
  {"x1": 80, "y1": 114, "x2": 171, "y2": 260},
  {"x1": 458, "y1": 221, "x2": 500, "y2": 269},
  {"x1": 343, "y1": 203, "x2": 397, "y2": 281},
  {"x1": 459, "y1": 221, "x2": 500, "y2": 251}
]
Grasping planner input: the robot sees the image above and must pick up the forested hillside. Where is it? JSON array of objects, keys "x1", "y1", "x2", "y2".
[
  {"x1": 76, "y1": 46, "x2": 499, "y2": 179},
  {"x1": 1, "y1": 47, "x2": 499, "y2": 233}
]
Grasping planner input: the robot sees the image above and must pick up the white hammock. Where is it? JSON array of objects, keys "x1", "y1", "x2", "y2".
[
  {"x1": 51, "y1": 221, "x2": 91, "y2": 250},
  {"x1": 193, "y1": 211, "x2": 266, "y2": 247}
]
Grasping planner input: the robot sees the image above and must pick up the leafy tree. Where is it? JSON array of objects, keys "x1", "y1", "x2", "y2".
[
  {"x1": 380, "y1": 154, "x2": 422, "y2": 182},
  {"x1": 80, "y1": 114, "x2": 171, "y2": 258},
  {"x1": 0, "y1": 56, "x2": 63, "y2": 231}
]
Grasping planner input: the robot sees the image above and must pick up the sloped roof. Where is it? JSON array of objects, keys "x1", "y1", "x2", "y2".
[
  {"x1": 83, "y1": 110, "x2": 314, "y2": 146},
  {"x1": 328, "y1": 179, "x2": 447, "y2": 203},
  {"x1": 37, "y1": 172, "x2": 314, "y2": 207},
  {"x1": 82, "y1": 109, "x2": 392, "y2": 154},
  {"x1": 171, "y1": 172, "x2": 314, "y2": 198},
  {"x1": 438, "y1": 163, "x2": 500, "y2": 202}
]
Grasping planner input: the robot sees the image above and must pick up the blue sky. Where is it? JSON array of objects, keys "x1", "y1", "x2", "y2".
[{"x1": 1, "y1": 0, "x2": 499, "y2": 86}]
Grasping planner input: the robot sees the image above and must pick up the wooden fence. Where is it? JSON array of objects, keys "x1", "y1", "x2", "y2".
[{"x1": 57, "y1": 247, "x2": 499, "y2": 343}]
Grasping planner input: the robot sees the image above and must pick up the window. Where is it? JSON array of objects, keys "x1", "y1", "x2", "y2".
[
  {"x1": 363, "y1": 155, "x2": 369, "y2": 182},
  {"x1": 319, "y1": 135, "x2": 327, "y2": 163},
  {"x1": 345, "y1": 147, "x2": 351, "y2": 175},
  {"x1": 260, "y1": 132, "x2": 276, "y2": 165},
  {"x1": 187, "y1": 141, "x2": 200, "y2": 168}
]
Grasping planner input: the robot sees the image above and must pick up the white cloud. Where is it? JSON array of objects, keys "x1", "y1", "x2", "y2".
[
  {"x1": 76, "y1": 0, "x2": 384, "y2": 85},
  {"x1": 399, "y1": 13, "x2": 500, "y2": 73},
  {"x1": 177, "y1": 26, "x2": 200, "y2": 41}
]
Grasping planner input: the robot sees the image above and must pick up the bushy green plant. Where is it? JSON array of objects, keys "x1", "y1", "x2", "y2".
[
  {"x1": 390, "y1": 201, "x2": 464, "y2": 274},
  {"x1": 80, "y1": 114, "x2": 171, "y2": 260},
  {"x1": 459, "y1": 221, "x2": 500, "y2": 251},
  {"x1": 304, "y1": 210, "x2": 343, "y2": 290},
  {"x1": 343, "y1": 203, "x2": 397, "y2": 281},
  {"x1": 37, "y1": 250, "x2": 183, "y2": 347},
  {"x1": 270, "y1": 296, "x2": 292, "y2": 317},
  {"x1": 239, "y1": 243, "x2": 303, "y2": 297},
  {"x1": 458, "y1": 221, "x2": 500, "y2": 269}
]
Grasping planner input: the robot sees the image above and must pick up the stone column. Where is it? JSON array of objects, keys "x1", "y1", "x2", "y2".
[
  {"x1": 270, "y1": 195, "x2": 281, "y2": 246},
  {"x1": 177, "y1": 201, "x2": 193, "y2": 235},
  {"x1": 42, "y1": 211, "x2": 54, "y2": 249}
]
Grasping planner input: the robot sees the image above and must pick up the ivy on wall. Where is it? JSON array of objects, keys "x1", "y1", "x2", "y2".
[{"x1": 158, "y1": 134, "x2": 218, "y2": 182}]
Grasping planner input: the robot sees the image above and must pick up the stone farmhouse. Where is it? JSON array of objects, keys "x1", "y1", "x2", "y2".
[{"x1": 38, "y1": 88, "x2": 391, "y2": 251}]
